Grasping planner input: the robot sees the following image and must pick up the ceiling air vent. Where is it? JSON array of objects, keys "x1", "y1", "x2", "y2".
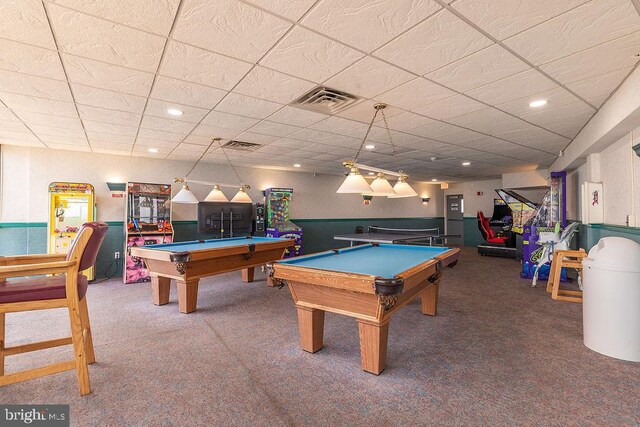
[
  {"x1": 221, "y1": 140, "x2": 261, "y2": 151},
  {"x1": 291, "y1": 86, "x2": 360, "y2": 115}
]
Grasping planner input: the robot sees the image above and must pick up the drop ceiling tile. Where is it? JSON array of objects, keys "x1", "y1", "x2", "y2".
[
  {"x1": 72, "y1": 83, "x2": 146, "y2": 113},
  {"x1": 413, "y1": 94, "x2": 485, "y2": 121},
  {"x1": 0, "y1": 103, "x2": 19, "y2": 122},
  {"x1": 1, "y1": 1, "x2": 54, "y2": 48},
  {"x1": 47, "y1": 142, "x2": 92, "y2": 152},
  {"x1": 140, "y1": 115, "x2": 196, "y2": 134},
  {"x1": 39, "y1": 135, "x2": 88, "y2": 145},
  {"x1": 0, "y1": 119, "x2": 31, "y2": 133},
  {"x1": 520, "y1": 101, "x2": 595, "y2": 138},
  {"x1": 77, "y1": 105, "x2": 141, "y2": 126},
  {"x1": 566, "y1": 67, "x2": 634, "y2": 107},
  {"x1": 465, "y1": 69, "x2": 558, "y2": 106},
  {"x1": 426, "y1": 44, "x2": 529, "y2": 92},
  {"x1": 383, "y1": 112, "x2": 436, "y2": 132},
  {"x1": 29, "y1": 124, "x2": 86, "y2": 138},
  {"x1": 376, "y1": 78, "x2": 456, "y2": 112},
  {"x1": 62, "y1": 55, "x2": 154, "y2": 97},
  {"x1": 83, "y1": 120, "x2": 138, "y2": 136},
  {"x1": 247, "y1": 121, "x2": 301, "y2": 137},
  {"x1": 410, "y1": 121, "x2": 484, "y2": 144},
  {"x1": 244, "y1": 0, "x2": 316, "y2": 21},
  {"x1": 0, "y1": 70, "x2": 73, "y2": 101},
  {"x1": 160, "y1": 41, "x2": 253, "y2": 91},
  {"x1": 302, "y1": 0, "x2": 441, "y2": 53},
  {"x1": 201, "y1": 110, "x2": 260, "y2": 131},
  {"x1": 270, "y1": 138, "x2": 317, "y2": 150},
  {"x1": 491, "y1": 126, "x2": 569, "y2": 151},
  {"x1": 451, "y1": 0, "x2": 589, "y2": 41},
  {"x1": 48, "y1": 0, "x2": 180, "y2": 36},
  {"x1": 151, "y1": 76, "x2": 227, "y2": 109},
  {"x1": 0, "y1": 128, "x2": 39, "y2": 141},
  {"x1": 324, "y1": 56, "x2": 414, "y2": 99},
  {"x1": 190, "y1": 123, "x2": 240, "y2": 141},
  {"x1": 503, "y1": 0, "x2": 640, "y2": 65},
  {"x1": 134, "y1": 138, "x2": 180, "y2": 149},
  {"x1": 16, "y1": 110, "x2": 82, "y2": 129},
  {"x1": 289, "y1": 128, "x2": 339, "y2": 144},
  {"x1": 260, "y1": 26, "x2": 364, "y2": 83},
  {"x1": 173, "y1": 0, "x2": 291, "y2": 62},
  {"x1": 234, "y1": 66, "x2": 316, "y2": 104},
  {"x1": 92, "y1": 147, "x2": 131, "y2": 156},
  {"x1": 0, "y1": 39, "x2": 65, "y2": 81},
  {"x1": 86, "y1": 131, "x2": 135, "y2": 144},
  {"x1": 308, "y1": 116, "x2": 367, "y2": 137},
  {"x1": 89, "y1": 140, "x2": 133, "y2": 149},
  {"x1": 374, "y1": 9, "x2": 492, "y2": 75},
  {"x1": 336, "y1": 100, "x2": 402, "y2": 123},
  {"x1": 265, "y1": 106, "x2": 327, "y2": 127},
  {"x1": 496, "y1": 86, "x2": 584, "y2": 118},
  {"x1": 47, "y1": 4, "x2": 165, "y2": 72},
  {"x1": 215, "y1": 93, "x2": 282, "y2": 119},
  {"x1": 0, "y1": 92, "x2": 78, "y2": 118},
  {"x1": 137, "y1": 128, "x2": 187, "y2": 142},
  {"x1": 540, "y1": 32, "x2": 640, "y2": 85},
  {"x1": 446, "y1": 107, "x2": 530, "y2": 136},
  {"x1": 145, "y1": 99, "x2": 209, "y2": 124}
]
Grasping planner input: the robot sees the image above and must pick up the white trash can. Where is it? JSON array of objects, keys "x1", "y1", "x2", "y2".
[{"x1": 582, "y1": 237, "x2": 640, "y2": 362}]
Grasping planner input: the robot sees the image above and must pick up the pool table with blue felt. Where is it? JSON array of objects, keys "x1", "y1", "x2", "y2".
[
  {"x1": 271, "y1": 244, "x2": 460, "y2": 375},
  {"x1": 130, "y1": 237, "x2": 294, "y2": 313}
]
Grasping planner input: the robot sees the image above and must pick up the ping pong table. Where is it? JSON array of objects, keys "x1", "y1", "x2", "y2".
[{"x1": 334, "y1": 226, "x2": 460, "y2": 247}]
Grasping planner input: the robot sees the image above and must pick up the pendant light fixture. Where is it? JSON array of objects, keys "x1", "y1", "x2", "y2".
[
  {"x1": 172, "y1": 137, "x2": 252, "y2": 204},
  {"x1": 336, "y1": 103, "x2": 417, "y2": 199}
]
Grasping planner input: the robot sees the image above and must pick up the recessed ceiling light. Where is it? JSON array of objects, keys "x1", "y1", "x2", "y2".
[
  {"x1": 365, "y1": 144, "x2": 375, "y2": 149},
  {"x1": 293, "y1": 163, "x2": 301, "y2": 168},
  {"x1": 431, "y1": 178, "x2": 437, "y2": 182},
  {"x1": 368, "y1": 172, "x2": 375, "y2": 176},
  {"x1": 148, "y1": 148, "x2": 159, "y2": 153},
  {"x1": 462, "y1": 161, "x2": 471, "y2": 166},
  {"x1": 167, "y1": 108, "x2": 183, "y2": 116},
  {"x1": 529, "y1": 99, "x2": 547, "y2": 108}
]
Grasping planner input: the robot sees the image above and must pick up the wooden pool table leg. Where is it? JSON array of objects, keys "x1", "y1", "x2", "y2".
[
  {"x1": 296, "y1": 306, "x2": 324, "y2": 353},
  {"x1": 242, "y1": 267, "x2": 255, "y2": 283},
  {"x1": 151, "y1": 275, "x2": 171, "y2": 306},
  {"x1": 421, "y1": 282, "x2": 439, "y2": 316},
  {"x1": 177, "y1": 279, "x2": 199, "y2": 314},
  {"x1": 357, "y1": 319, "x2": 389, "y2": 375}
]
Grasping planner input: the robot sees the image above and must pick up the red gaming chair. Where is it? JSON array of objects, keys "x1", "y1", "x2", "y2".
[{"x1": 477, "y1": 211, "x2": 508, "y2": 245}]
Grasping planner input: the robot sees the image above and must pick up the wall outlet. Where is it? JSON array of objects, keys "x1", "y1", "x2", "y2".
[
  {"x1": 627, "y1": 215, "x2": 637, "y2": 227},
  {"x1": 114, "y1": 251, "x2": 120, "y2": 259}
]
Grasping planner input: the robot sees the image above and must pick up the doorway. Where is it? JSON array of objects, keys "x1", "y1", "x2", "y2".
[{"x1": 446, "y1": 194, "x2": 464, "y2": 246}]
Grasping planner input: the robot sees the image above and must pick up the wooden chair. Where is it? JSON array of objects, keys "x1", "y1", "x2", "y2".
[
  {"x1": 546, "y1": 249, "x2": 587, "y2": 303},
  {"x1": 0, "y1": 222, "x2": 108, "y2": 395}
]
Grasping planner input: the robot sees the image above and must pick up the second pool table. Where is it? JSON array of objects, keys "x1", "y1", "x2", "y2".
[
  {"x1": 130, "y1": 236, "x2": 294, "y2": 313},
  {"x1": 270, "y1": 243, "x2": 460, "y2": 374}
]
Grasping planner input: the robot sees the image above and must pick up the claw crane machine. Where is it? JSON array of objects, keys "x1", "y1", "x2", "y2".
[
  {"x1": 264, "y1": 188, "x2": 303, "y2": 257},
  {"x1": 48, "y1": 182, "x2": 96, "y2": 280}
]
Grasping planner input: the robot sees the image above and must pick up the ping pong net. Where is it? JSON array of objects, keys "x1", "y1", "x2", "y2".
[{"x1": 367, "y1": 226, "x2": 440, "y2": 240}]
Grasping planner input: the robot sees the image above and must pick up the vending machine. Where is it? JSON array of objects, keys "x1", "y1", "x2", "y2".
[
  {"x1": 48, "y1": 182, "x2": 96, "y2": 280},
  {"x1": 124, "y1": 182, "x2": 173, "y2": 284},
  {"x1": 264, "y1": 188, "x2": 302, "y2": 258}
]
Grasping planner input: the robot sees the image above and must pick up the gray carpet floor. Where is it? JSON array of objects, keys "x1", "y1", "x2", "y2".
[{"x1": 1, "y1": 248, "x2": 638, "y2": 426}]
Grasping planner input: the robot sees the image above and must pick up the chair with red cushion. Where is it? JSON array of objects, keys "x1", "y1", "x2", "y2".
[
  {"x1": 0, "y1": 222, "x2": 108, "y2": 395},
  {"x1": 477, "y1": 211, "x2": 508, "y2": 245}
]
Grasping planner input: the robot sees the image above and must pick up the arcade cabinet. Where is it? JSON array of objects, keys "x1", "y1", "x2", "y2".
[
  {"x1": 48, "y1": 182, "x2": 96, "y2": 280},
  {"x1": 477, "y1": 190, "x2": 537, "y2": 258},
  {"x1": 521, "y1": 171, "x2": 567, "y2": 280},
  {"x1": 124, "y1": 182, "x2": 173, "y2": 284},
  {"x1": 264, "y1": 188, "x2": 302, "y2": 257}
]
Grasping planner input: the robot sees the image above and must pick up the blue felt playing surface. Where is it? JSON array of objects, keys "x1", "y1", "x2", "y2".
[
  {"x1": 277, "y1": 244, "x2": 449, "y2": 278},
  {"x1": 146, "y1": 237, "x2": 287, "y2": 252}
]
